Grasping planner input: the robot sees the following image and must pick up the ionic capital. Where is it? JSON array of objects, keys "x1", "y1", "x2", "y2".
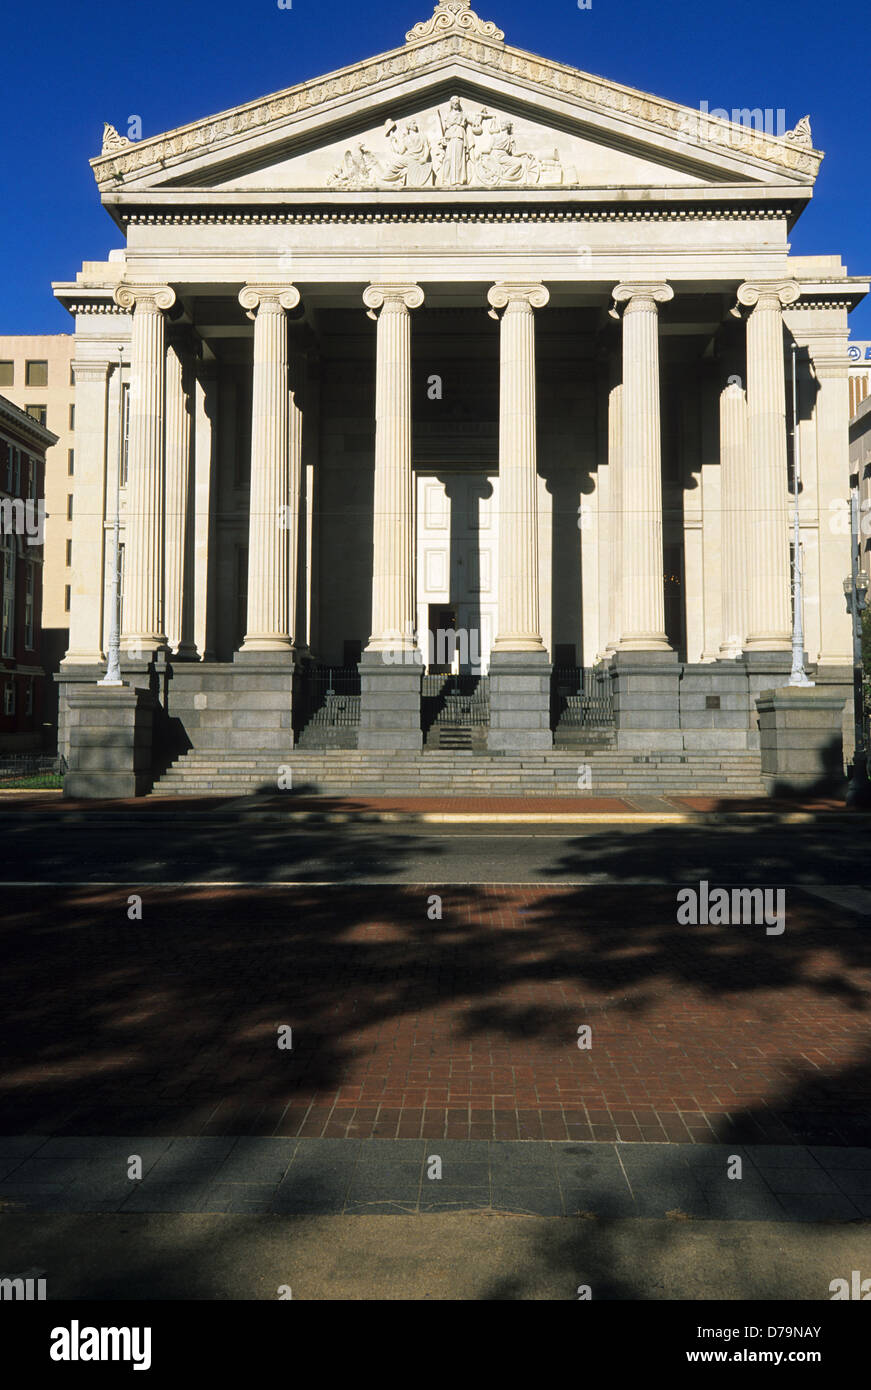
[
  {"x1": 610, "y1": 282, "x2": 674, "y2": 317},
  {"x1": 113, "y1": 283, "x2": 176, "y2": 314},
  {"x1": 487, "y1": 282, "x2": 550, "y2": 319},
  {"x1": 239, "y1": 284, "x2": 301, "y2": 320},
  {"x1": 363, "y1": 283, "x2": 425, "y2": 319},
  {"x1": 735, "y1": 280, "x2": 800, "y2": 314}
]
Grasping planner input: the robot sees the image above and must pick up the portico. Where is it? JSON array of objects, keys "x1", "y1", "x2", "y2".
[{"x1": 53, "y1": 1, "x2": 868, "y2": 788}]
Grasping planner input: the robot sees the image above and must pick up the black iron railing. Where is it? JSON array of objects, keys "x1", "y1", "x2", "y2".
[
  {"x1": 0, "y1": 753, "x2": 65, "y2": 786},
  {"x1": 551, "y1": 667, "x2": 613, "y2": 729},
  {"x1": 422, "y1": 673, "x2": 489, "y2": 732},
  {"x1": 296, "y1": 665, "x2": 361, "y2": 730}
]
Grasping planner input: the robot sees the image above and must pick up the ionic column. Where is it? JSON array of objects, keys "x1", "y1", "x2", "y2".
[
  {"x1": 605, "y1": 375, "x2": 624, "y2": 655},
  {"x1": 736, "y1": 280, "x2": 799, "y2": 651},
  {"x1": 362, "y1": 283, "x2": 424, "y2": 653},
  {"x1": 164, "y1": 342, "x2": 195, "y2": 657},
  {"x1": 487, "y1": 281, "x2": 550, "y2": 652},
  {"x1": 113, "y1": 283, "x2": 176, "y2": 653},
  {"x1": 237, "y1": 284, "x2": 300, "y2": 651},
  {"x1": 611, "y1": 281, "x2": 673, "y2": 651},
  {"x1": 719, "y1": 379, "x2": 750, "y2": 658}
]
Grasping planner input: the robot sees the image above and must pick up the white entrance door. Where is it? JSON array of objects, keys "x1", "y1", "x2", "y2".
[{"x1": 415, "y1": 471, "x2": 498, "y2": 674}]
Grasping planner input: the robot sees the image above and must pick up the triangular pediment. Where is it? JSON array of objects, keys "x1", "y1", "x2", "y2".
[{"x1": 92, "y1": 2, "x2": 822, "y2": 200}]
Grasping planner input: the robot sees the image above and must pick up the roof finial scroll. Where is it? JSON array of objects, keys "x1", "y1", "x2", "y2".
[{"x1": 406, "y1": 0, "x2": 505, "y2": 44}]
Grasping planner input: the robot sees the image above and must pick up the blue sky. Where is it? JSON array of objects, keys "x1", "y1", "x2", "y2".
[{"x1": 2, "y1": 0, "x2": 868, "y2": 335}]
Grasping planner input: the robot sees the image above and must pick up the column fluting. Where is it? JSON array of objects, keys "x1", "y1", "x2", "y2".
[
  {"x1": 488, "y1": 281, "x2": 549, "y2": 652},
  {"x1": 611, "y1": 281, "x2": 673, "y2": 651},
  {"x1": 719, "y1": 378, "x2": 750, "y2": 658},
  {"x1": 238, "y1": 284, "x2": 300, "y2": 651},
  {"x1": 362, "y1": 283, "x2": 424, "y2": 654},
  {"x1": 113, "y1": 283, "x2": 176, "y2": 653},
  {"x1": 737, "y1": 280, "x2": 799, "y2": 651}
]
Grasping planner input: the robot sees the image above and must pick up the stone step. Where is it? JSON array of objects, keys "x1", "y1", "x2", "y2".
[{"x1": 153, "y1": 744, "x2": 765, "y2": 798}]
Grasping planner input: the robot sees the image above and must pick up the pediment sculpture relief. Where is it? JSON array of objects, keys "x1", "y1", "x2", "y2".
[{"x1": 327, "y1": 96, "x2": 574, "y2": 189}]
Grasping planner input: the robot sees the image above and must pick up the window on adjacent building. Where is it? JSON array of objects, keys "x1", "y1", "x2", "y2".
[
  {"x1": 24, "y1": 562, "x2": 35, "y2": 649},
  {"x1": 13, "y1": 449, "x2": 20, "y2": 494},
  {"x1": 64, "y1": 584, "x2": 71, "y2": 613},
  {"x1": 24, "y1": 680, "x2": 33, "y2": 717},
  {"x1": 1, "y1": 538, "x2": 15, "y2": 658},
  {"x1": 25, "y1": 404, "x2": 47, "y2": 427},
  {"x1": 66, "y1": 538, "x2": 72, "y2": 567},
  {"x1": 27, "y1": 460, "x2": 36, "y2": 501},
  {"x1": 1, "y1": 440, "x2": 11, "y2": 492},
  {"x1": 69, "y1": 363, "x2": 76, "y2": 387},
  {"x1": 67, "y1": 448, "x2": 74, "y2": 476},
  {"x1": 3, "y1": 681, "x2": 15, "y2": 717},
  {"x1": 25, "y1": 360, "x2": 48, "y2": 387},
  {"x1": 69, "y1": 404, "x2": 75, "y2": 430},
  {"x1": 67, "y1": 495, "x2": 73, "y2": 521},
  {"x1": 0, "y1": 362, "x2": 13, "y2": 387}
]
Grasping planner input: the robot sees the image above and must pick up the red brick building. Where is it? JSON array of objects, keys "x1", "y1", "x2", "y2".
[{"x1": 0, "y1": 394, "x2": 56, "y2": 750}]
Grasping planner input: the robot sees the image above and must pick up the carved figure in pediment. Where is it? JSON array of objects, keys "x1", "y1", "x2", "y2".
[
  {"x1": 436, "y1": 96, "x2": 480, "y2": 186},
  {"x1": 325, "y1": 95, "x2": 572, "y2": 191},
  {"x1": 473, "y1": 116, "x2": 536, "y2": 186},
  {"x1": 327, "y1": 143, "x2": 378, "y2": 188},
  {"x1": 377, "y1": 119, "x2": 434, "y2": 187}
]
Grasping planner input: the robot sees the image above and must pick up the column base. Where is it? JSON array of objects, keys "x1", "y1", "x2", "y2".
[
  {"x1": 610, "y1": 649, "x2": 681, "y2": 735},
  {"x1": 357, "y1": 652, "x2": 423, "y2": 751},
  {"x1": 616, "y1": 636, "x2": 672, "y2": 653},
  {"x1": 238, "y1": 639, "x2": 294, "y2": 654},
  {"x1": 487, "y1": 649, "x2": 553, "y2": 752}
]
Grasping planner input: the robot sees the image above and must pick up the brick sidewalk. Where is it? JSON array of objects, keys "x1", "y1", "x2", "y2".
[
  {"x1": 0, "y1": 792, "x2": 857, "y2": 815},
  {"x1": 3, "y1": 885, "x2": 871, "y2": 1144}
]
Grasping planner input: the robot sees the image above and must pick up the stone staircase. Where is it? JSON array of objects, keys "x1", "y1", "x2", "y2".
[{"x1": 151, "y1": 747, "x2": 766, "y2": 797}]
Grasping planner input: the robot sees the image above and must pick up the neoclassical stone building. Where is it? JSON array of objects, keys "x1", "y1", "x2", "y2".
[{"x1": 54, "y1": 1, "x2": 868, "y2": 787}]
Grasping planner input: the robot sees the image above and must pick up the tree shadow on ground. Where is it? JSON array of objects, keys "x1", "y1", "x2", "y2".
[{"x1": 1, "y1": 814, "x2": 870, "y2": 1297}]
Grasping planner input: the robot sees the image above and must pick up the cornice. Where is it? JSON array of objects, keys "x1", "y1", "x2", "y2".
[
  {"x1": 0, "y1": 395, "x2": 60, "y2": 448},
  {"x1": 90, "y1": 30, "x2": 822, "y2": 191}
]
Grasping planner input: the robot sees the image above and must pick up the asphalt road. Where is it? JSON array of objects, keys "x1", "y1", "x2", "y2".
[{"x1": 4, "y1": 810, "x2": 870, "y2": 889}]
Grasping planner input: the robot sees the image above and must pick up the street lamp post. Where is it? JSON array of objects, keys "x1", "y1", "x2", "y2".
[
  {"x1": 789, "y1": 343, "x2": 813, "y2": 687},
  {"x1": 845, "y1": 483, "x2": 870, "y2": 806},
  {"x1": 98, "y1": 345, "x2": 124, "y2": 687}
]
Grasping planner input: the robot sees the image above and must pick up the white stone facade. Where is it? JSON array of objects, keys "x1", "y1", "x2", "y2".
[{"x1": 52, "y1": 2, "x2": 867, "y2": 757}]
